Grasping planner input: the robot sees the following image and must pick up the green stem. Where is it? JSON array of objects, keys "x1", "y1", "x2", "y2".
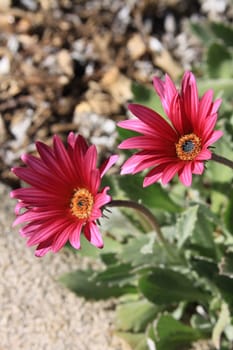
[
  {"x1": 107, "y1": 199, "x2": 167, "y2": 245},
  {"x1": 211, "y1": 153, "x2": 233, "y2": 169}
]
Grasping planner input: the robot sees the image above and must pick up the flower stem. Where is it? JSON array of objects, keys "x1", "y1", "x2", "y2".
[
  {"x1": 211, "y1": 153, "x2": 233, "y2": 170},
  {"x1": 107, "y1": 199, "x2": 167, "y2": 245}
]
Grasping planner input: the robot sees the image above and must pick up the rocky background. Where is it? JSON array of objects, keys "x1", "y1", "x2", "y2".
[{"x1": 0, "y1": 0, "x2": 232, "y2": 188}]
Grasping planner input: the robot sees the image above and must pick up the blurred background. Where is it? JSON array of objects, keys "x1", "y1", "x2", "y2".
[{"x1": 0, "y1": 1, "x2": 232, "y2": 350}]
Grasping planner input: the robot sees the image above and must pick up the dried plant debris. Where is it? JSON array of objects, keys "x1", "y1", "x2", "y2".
[{"x1": 0, "y1": 0, "x2": 232, "y2": 186}]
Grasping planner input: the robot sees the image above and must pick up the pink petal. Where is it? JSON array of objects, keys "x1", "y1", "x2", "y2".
[
  {"x1": 211, "y1": 98, "x2": 222, "y2": 114},
  {"x1": 12, "y1": 209, "x2": 63, "y2": 227},
  {"x1": 181, "y1": 71, "x2": 199, "y2": 124},
  {"x1": 13, "y1": 201, "x2": 25, "y2": 215},
  {"x1": 94, "y1": 188, "x2": 111, "y2": 208},
  {"x1": 198, "y1": 90, "x2": 214, "y2": 122},
  {"x1": 127, "y1": 104, "x2": 177, "y2": 141},
  {"x1": 67, "y1": 131, "x2": 76, "y2": 147},
  {"x1": 192, "y1": 161, "x2": 204, "y2": 175},
  {"x1": 201, "y1": 114, "x2": 218, "y2": 141},
  {"x1": 84, "y1": 145, "x2": 98, "y2": 186},
  {"x1": 11, "y1": 187, "x2": 62, "y2": 206},
  {"x1": 143, "y1": 164, "x2": 168, "y2": 187},
  {"x1": 99, "y1": 155, "x2": 118, "y2": 178},
  {"x1": 26, "y1": 218, "x2": 69, "y2": 246},
  {"x1": 69, "y1": 222, "x2": 83, "y2": 249},
  {"x1": 35, "y1": 238, "x2": 53, "y2": 257},
  {"x1": 53, "y1": 135, "x2": 76, "y2": 181},
  {"x1": 84, "y1": 145, "x2": 97, "y2": 172},
  {"x1": 161, "y1": 162, "x2": 183, "y2": 185},
  {"x1": 21, "y1": 153, "x2": 51, "y2": 176},
  {"x1": 88, "y1": 169, "x2": 101, "y2": 194},
  {"x1": 204, "y1": 130, "x2": 223, "y2": 148},
  {"x1": 118, "y1": 119, "x2": 156, "y2": 136},
  {"x1": 52, "y1": 228, "x2": 70, "y2": 253},
  {"x1": 122, "y1": 153, "x2": 156, "y2": 174},
  {"x1": 12, "y1": 167, "x2": 59, "y2": 192},
  {"x1": 89, "y1": 207, "x2": 102, "y2": 221},
  {"x1": 169, "y1": 94, "x2": 188, "y2": 135},
  {"x1": 118, "y1": 135, "x2": 172, "y2": 150},
  {"x1": 35, "y1": 142, "x2": 72, "y2": 186},
  {"x1": 153, "y1": 74, "x2": 177, "y2": 117},
  {"x1": 84, "y1": 222, "x2": 104, "y2": 248},
  {"x1": 178, "y1": 163, "x2": 193, "y2": 186},
  {"x1": 196, "y1": 149, "x2": 212, "y2": 161}
]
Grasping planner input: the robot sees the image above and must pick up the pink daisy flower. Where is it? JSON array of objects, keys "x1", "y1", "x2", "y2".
[
  {"x1": 11, "y1": 132, "x2": 118, "y2": 257},
  {"x1": 118, "y1": 71, "x2": 223, "y2": 187}
]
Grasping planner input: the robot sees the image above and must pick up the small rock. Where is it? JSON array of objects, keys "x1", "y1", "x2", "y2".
[
  {"x1": 127, "y1": 33, "x2": 147, "y2": 60},
  {"x1": 57, "y1": 49, "x2": 74, "y2": 77}
]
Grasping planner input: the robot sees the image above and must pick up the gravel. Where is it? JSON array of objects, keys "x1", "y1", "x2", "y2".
[{"x1": 0, "y1": 184, "x2": 123, "y2": 350}]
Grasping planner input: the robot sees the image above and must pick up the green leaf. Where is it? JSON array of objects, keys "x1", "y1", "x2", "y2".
[
  {"x1": 115, "y1": 332, "x2": 147, "y2": 350},
  {"x1": 210, "y1": 22, "x2": 233, "y2": 47},
  {"x1": 117, "y1": 174, "x2": 180, "y2": 213},
  {"x1": 59, "y1": 269, "x2": 136, "y2": 300},
  {"x1": 138, "y1": 268, "x2": 209, "y2": 305},
  {"x1": 224, "y1": 190, "x2": 233, "y2": 235},
  {"x1": 218, "y1": 251, "x2": 233, "y2": 278},
  {"x1": 190, "y1": 256, "x2": 218, "y2": 282},
  {"x1": 176, "y1": 205, "x2": 199, "y2": 248},
  {"x1": 94, "y1": 262, "x2": 136, "y2": 286},
  {"x1": 212, "y1": 302, "x2": 231, "y2": 349},
  {"x1": 190, "y1": 21, "x2": 214, "y2": 44},
  {"x1": 100, "y1": 252, "x2": 118, "y2": 266},
  {"x1": 76, "y1": 234, "x2": 122, "y2": 258},
  {"x1": 207, "y1": 137, "x2": 233, "y2": 184},
  {"x1": 131, "y1": 82, "x2": 165, "y2": 117},
  {"x1": 190, "y1": 205, "x2": 218, "y2": 259},
  {"x1": 153, "y1": 314, "x2": 202, "y2": 350},
  {"x1": 191, "y1": 314, "x2": 213, "y2": 333},
  {"x1": 118, "y1": 234, "x2": 182, "y2": 268},
  {"x1": 100, "y1": 207, "x2": 142, "y2": 241},
  {"x1": 116, "y1": 299, "x2": 159, "y2": 332},
  {"x1": 207, "y1": 42, "x2": 233, "y2": 79},
  {"x1": 197, "y1": 79, "x2": 233, "y2": 99},
  {"x1": 214, "y1": 275, "x2": 233, "y2": 306},
  {"x1": 116, "y1": 125, "x2": 138, "y2": 144}
]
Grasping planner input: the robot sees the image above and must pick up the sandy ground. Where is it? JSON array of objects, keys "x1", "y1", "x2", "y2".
[{"x1": 0, "y1": 184, "x2": 123, "y2": 350}]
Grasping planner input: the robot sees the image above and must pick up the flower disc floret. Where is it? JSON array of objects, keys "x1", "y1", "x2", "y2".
[
  {"x1": 176, "y1": 133, "x2": 201, "y2": 161},
  {"x1": 70, "y1": 188, "x2": 94, "y2": 219}
]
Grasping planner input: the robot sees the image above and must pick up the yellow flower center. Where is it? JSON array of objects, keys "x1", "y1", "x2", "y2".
[
  {"x1": 70, "y1": 188, "x2": 94, "y2": 219},
  {"x1": 176, "y1": 133, "x2": 201, "y2": 161}
]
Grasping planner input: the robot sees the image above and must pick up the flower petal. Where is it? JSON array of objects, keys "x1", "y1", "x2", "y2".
[
  {"x1": 143, "y1": 164, "x2": 167, "y2": 187},
  {"x1": 192, "y1": 161, "x2": 204, "y2": 175},
  {"x1": 179, "y1": 163, "x2": 193, "y2": 186},
  {"x1": 99, "y1": 155, "x2": 118, "y2": 178},
  {"x1": 84, "y1": 222, "x2": 104, "y2": 248},
  {"x1": 118, "y1": 119, "x2": 156, "y2": 136},
  {"x1": 204, "y1": 130, "x2": 223, "y2": 148},
  {"x1": 196, "y1": 149, "x2": 212, "y2": 161},
  {"x1": 69, "y1": 222, "x2": 83, "y2": 249},
  {"x1": 35, "y1": 238, "x2": 53, "y2": 257},
  {"x1": 181, "y1": 71, "x2": 199, "y2": 124},
  {"x1": 127, "y1": 104, "x2": 177, "y2": 141},
  {"x1": 161, "y1": 162, "x2": 183, "y2": 185},
  {"x1": 153, "y1": 74, "x2": 177, "y2": 117}
]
